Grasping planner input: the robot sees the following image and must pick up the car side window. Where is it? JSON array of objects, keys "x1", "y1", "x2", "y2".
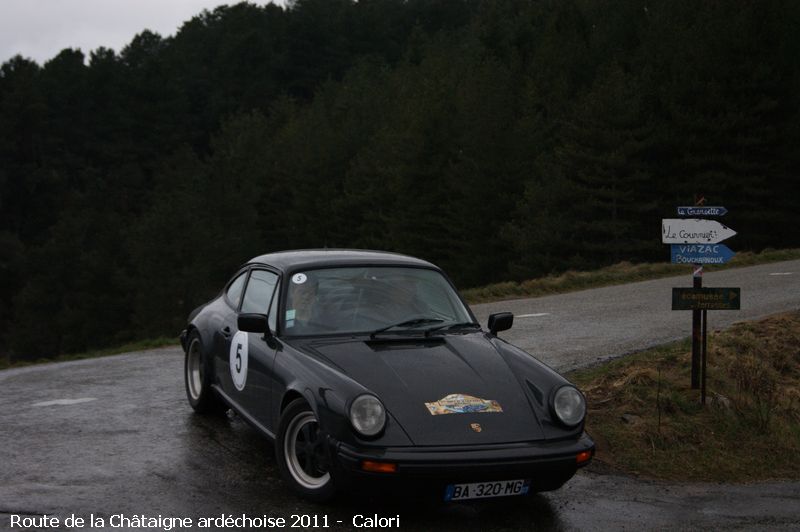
[
  {"x1": 241, "y1": 270, "x2": 279, "y2": 316},
  {"x1": 226, "y1": 271, "x2": 248, "y2": 309}
]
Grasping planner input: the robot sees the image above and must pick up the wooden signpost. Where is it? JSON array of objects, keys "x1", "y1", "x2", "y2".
[
  {"x1": 663, "y1": 199, "x2": 741, "y2": 405},
  {"x1": 672, "y1": 287, "x2": 741, "y2": 310}
]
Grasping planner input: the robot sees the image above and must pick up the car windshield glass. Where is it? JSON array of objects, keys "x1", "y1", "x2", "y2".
[{"x1": 282, "y1": 267, "x2": 473, "y2": 336}]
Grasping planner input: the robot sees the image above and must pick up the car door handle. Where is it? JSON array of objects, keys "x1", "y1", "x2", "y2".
[{"x1": 221, "y1": 326, "x2": 232, "y2": 338}]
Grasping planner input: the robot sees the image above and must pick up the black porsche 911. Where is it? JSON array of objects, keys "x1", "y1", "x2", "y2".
[{"x1": 180, "y1": 250, "x2": 594, "y2": 501}]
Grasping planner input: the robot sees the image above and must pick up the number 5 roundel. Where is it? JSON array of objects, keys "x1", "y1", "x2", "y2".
[{"x1": 229, "y1": 331, "x2": 248, "y2": 391}]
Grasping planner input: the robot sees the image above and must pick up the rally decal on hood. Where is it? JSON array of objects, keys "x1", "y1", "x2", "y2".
[{"x1": 424, "y1": 394, "x2": 503, "y2": 415}]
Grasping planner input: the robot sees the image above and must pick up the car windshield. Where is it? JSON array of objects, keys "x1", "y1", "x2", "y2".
[{"x1": 282, "y1": 266, "x2": 473, "y2": 336}]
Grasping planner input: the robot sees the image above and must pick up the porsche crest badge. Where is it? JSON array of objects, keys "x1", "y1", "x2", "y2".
[
  {"x1": 470, "y1": 423, "x2": 482, "y2": 432},
  {"x1": 424, "y1": 394, "x2": 503, "y2": 415}
]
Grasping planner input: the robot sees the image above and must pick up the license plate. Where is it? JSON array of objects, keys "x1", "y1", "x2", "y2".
[{"x1": 444, "y1": 479, "x2": 530, "y2": 501}]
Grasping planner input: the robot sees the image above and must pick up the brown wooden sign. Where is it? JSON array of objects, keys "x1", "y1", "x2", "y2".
[{"x1": 672, "y1": 287, "x2": 741, "y2": 310}]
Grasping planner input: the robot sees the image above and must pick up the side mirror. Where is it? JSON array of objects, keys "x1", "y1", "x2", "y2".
[
  {"x1": 238, "y1": 313, "x2": 270, "y2": 335},
  {"x1": 488, "y1": 312, "x2": 513, "y2": 336}
]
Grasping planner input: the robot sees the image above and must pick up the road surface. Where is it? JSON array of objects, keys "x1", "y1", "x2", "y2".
[{"x1": 471, "y1": 259, "x2": 800, "y2": 371}]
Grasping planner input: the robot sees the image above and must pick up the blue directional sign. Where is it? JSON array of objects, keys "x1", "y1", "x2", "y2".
[
  {"x1": 677, "y1": 206, "x2": 728, "y2": 217},
  {"x1": 671, "y1": 244, "x2": 736, "y2": 264}
]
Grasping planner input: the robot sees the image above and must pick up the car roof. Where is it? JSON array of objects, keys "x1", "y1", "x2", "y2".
[{"x1": 246, "y1": 249, "x2": 439, "y2": 272}]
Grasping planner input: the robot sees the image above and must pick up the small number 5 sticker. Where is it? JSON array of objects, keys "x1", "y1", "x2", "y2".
[{"x1": 229, "y1": 331, "x2": 248, "y2": 391}]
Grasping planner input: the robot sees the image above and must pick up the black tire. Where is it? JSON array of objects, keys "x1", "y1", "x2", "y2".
[
  {"x1": 275, "y1": 399, "x2": 337, "y2": 502},
  {"x1": 184, "y1": 330, "x2": 223, "y2": 414}
]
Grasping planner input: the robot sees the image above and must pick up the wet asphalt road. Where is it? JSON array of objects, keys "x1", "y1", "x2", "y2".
[
  {"x1": 2, "y1": 260, "x2": 799, "y2": 531},
  {"x1": 472, "y1": 259, "x2": 800, "y2": 372}
]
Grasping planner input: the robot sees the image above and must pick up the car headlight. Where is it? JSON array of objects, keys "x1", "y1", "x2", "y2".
[
  {"x1": 349, "y1": 394, "x2": 386, "y2": 437},
  {"x1": 552, "y1": 385, "x2": 586, "y2": 427}
]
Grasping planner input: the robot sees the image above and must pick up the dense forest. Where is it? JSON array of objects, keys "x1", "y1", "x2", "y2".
[{"x1": 1, "y1": 0, "x2": 799, "y2": 361}]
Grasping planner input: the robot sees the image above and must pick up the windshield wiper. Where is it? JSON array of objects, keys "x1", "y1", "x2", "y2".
[
  {"x1": 424, "y1": 321, "x2": 481, "y2": 336},
  {"x1": 370, "y1": 317, "x2": 444, "y2": 339}
]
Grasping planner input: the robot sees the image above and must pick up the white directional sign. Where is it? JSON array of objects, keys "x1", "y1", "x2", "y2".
[
  {"x1": 661, "y1": 218, "x2": 736, "y2": 244},
  {"x1": 677, "y1": 206, "x2": 727, "y2": 217}
]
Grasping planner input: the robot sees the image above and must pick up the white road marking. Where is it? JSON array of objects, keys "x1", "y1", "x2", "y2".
[
  {"x1": 517, "y1": 313, "x2": 550, "y2": 318},
  {"x1": 769, "y1": 272, "x2": 794, "y2": 276},
  {"x1": 32, "y1": 398, "x2": 97, "y2": 407}
]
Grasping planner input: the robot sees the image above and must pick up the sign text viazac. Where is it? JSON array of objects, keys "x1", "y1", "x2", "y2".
[{"x1": 670, "y1": 244, "x2": 735, "y2": 264}]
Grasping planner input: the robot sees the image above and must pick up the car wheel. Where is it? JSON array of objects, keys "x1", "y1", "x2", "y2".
[
  {"x1": 184, "y1": 330, "x2": 222, "y2": 414},
  {"x1": 276, "y1": 399, "x2": 336, "y2": 501}
]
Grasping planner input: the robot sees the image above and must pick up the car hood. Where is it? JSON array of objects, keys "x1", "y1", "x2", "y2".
[{"x1": 298, "y1": 333, "x2": 545, "y2": 445}]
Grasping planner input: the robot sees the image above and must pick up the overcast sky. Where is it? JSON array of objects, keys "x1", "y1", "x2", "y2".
[{"x1": 0, "y1": 0, "x2": 283, "y2": 65}]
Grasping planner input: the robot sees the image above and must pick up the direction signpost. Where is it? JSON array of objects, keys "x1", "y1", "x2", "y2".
[
  {"x1": 677, "y1": 206, "x2": 728, "y2": 217},
  {"x1": 672, "y1": 287, "x2": 741, "y2": 310},
  {"x1": 664, "y1": 201, "x2": 740, "y2": 405},
  {"x1": 661, "y1": 218, "x2": 737, "y2": 244},
  {"x1": 670, "y1": 244, "x2": 735, "y2": 265}
]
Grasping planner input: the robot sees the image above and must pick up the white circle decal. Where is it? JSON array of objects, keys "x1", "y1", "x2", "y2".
[
  {"x1": 229, "y1": 331, "x2": 248, "y2": 391},
  {"x1": 292, "y1": 273, "x2": 307, "y2": 284}
]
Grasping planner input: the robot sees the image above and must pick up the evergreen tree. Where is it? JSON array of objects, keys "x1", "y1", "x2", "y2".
[{"x1": 2, "y1": 0, "x2": 799, "y2": 360}]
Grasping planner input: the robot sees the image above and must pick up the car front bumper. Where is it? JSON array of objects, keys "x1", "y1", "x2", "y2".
[{"x1": 332, "y1": 433, "x2": 594, "y2": 494}]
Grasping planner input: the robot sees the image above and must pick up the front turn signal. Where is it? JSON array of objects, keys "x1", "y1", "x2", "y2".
[
  {"x1": 361, "y1": 460, "x2": 397, "y2": 473},
  {"x1": 576, "y1": 450, "x2": 593, "y2": 465}
]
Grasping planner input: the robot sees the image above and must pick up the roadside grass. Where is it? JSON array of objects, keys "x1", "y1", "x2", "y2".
[
  {"x1": 0, "y1": 336, "x2": 178, "y2": 371},
  {"x1": 462, "y1": 248, "x2": 800, "y2": 304},
  {"x1": 570, "y1": 311, "x2": 800, "y2": 482}
]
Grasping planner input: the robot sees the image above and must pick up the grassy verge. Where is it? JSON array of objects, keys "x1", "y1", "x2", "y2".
[
  {"x1": 462, "y1": 248, "x2": 800, "y2": 304},
  {"x1": 0, "y1": 336, "x2": 179, "y2": 371},
  {"x1": 570, "y1": 311, "x2": 800, "y2": 482}
]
